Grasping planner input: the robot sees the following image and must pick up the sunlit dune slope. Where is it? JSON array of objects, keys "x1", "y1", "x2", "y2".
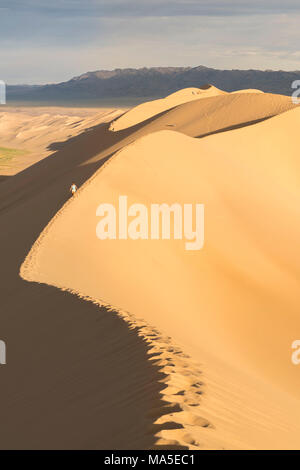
[
  {"x1": 232, "y1": 89, "x2": 264, "y2": 94},
  {"x1": 22, "y1": 106, "x2": 300, "y2": 449},
  {"x1": 109, "y1": 85, "x2": 225, "y2": 131},
  {"x1": 138, "y1": 91, "x2": 297, "y2": 138}
]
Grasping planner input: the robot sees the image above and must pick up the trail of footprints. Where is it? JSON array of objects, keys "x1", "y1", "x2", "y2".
[
  {"x1": 117, "y1": 310, "x2": 214, "y2": 450},
  {"x1": 50, "y1": 295, "x2": 214, "y2": 449}
]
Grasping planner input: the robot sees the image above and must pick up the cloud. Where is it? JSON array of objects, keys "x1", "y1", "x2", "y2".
[
  {"x1": 0, "y1": 1, "x2": 300, "y2": 83},
  {"x1": 1, "y1": 1, "x2": 300, "y2": 18}
]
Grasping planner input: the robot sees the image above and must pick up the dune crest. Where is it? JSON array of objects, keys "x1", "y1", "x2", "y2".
[
  {"x1": 21, "y1": 102, "x2": 300, "y2": 449},
  {"x1": 135, "y1": 91, "x2": 296, "y2": 138},
  {"x1": 109, "y1": 85, "x2": 225, "y2": 132},
  {"x1": 231, "y1": 89, "x2": 264, "y2": 94}
]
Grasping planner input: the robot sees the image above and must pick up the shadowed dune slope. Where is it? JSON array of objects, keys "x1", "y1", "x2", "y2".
[
  {"x1": 0, "y1": 107, "x2": 123, "y2": 175},
  {"x1": 21, "y1": 106, "x2": 300, "y2": 449},
  {"x1": 0, "y1": 117, "x2": 191, "y2": 450}
]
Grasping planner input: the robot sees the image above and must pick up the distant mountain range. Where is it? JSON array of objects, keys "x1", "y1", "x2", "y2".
[{"x1": 7, "y1": 66, "x2": 300, "y2": 102}]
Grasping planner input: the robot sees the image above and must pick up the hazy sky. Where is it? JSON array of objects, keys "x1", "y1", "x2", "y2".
[{"x1": 1, "y1": 0, "x2": 300, "y2": 84}]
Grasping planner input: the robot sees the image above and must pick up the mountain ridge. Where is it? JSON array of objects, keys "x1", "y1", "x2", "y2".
[{"x1": 6, "y1": 66, "x2": 300, "y2": 101}]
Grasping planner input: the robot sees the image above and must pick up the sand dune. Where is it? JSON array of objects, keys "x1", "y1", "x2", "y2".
[
  {"x1": 232, "y1": 89, "x2": 264, "y2": 94},
  {"x1": 109, "y1": 85, "x2": 225, "y2": 131},
  {"x1": 0, "y1": 116, "x2": 188, "y2": 450},
  {"x1": 21, "y1": 98, "x2": 300, "y2": 449},
  {"x1": 130, "y1": 91, "x2": 297, "y2": 139},
  {"x1": 110, "y1": 90, "x2": 296, "y2": 142},
  {"x1": 0, "y1": 107, "x2": 123, "y2": 175}
]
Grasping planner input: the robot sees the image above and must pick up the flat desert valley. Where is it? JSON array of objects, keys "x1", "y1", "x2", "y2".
[{"x1": 1, "y1": 86, "x2": 300, "y2": 449}]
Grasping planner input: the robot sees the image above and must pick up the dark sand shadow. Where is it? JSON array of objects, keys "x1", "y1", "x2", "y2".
[
  {"x1": 0, "y1": 175, "x2": 11, "y2": 184},
  {"x1": 196, "y1": 115, "x2": 275, "y2": 139},
  {"x1": 0, "y1": 117, "x2": 187, "y2": 449}
]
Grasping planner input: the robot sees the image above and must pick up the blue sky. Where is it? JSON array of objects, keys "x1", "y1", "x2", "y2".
[{"x1": 0, "y1": 1, "x2": 300, "y2": 84}]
